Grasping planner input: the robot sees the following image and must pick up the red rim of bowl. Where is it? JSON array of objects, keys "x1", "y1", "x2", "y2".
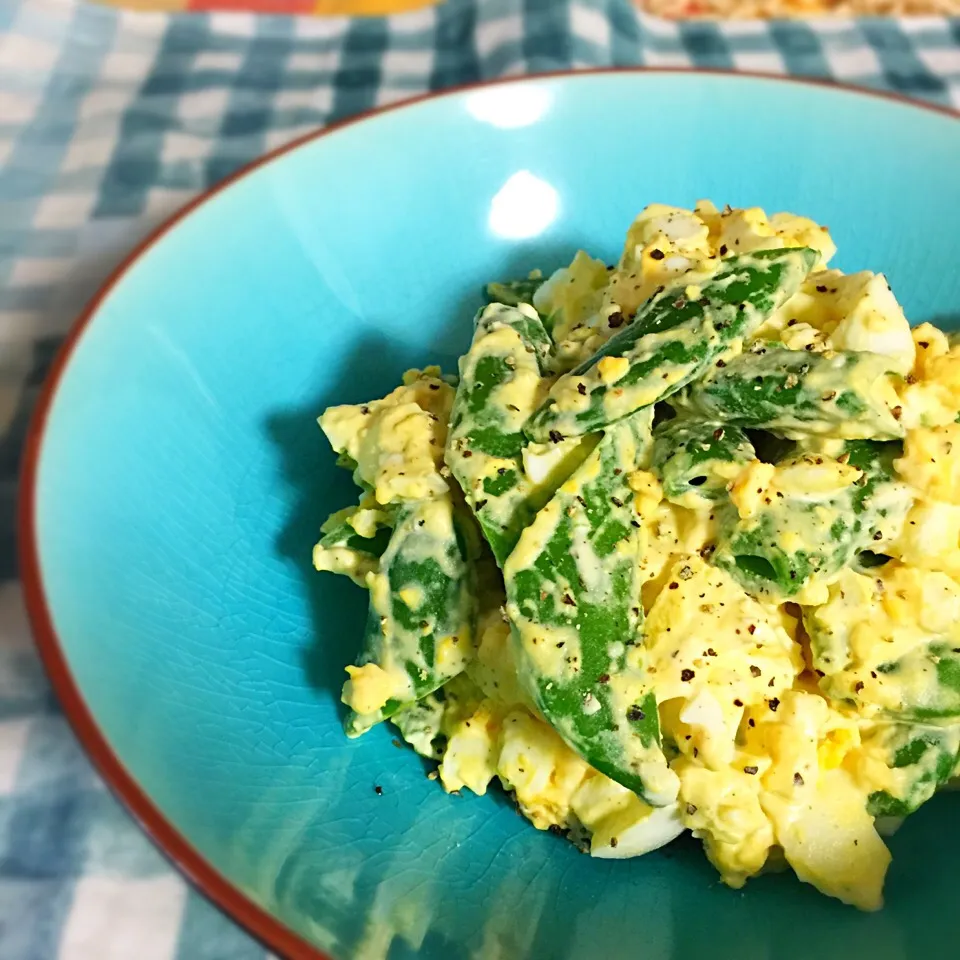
[{"x1": 17, "y1": 67, "x2": 960, "y2": 960}]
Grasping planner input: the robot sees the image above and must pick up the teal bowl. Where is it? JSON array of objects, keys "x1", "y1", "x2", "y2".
[{"x1": 21, "y1": 71, "x2": 960, "y2": 960}]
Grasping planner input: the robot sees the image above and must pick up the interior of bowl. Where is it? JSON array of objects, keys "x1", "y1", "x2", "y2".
[{"x1": 28, "y1": 72, "x2": 960, "y2": 960}]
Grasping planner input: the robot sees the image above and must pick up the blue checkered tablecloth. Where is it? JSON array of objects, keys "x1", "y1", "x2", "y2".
[{"x1": 0, "y1": 0, "x2": 958, "y2": 956}]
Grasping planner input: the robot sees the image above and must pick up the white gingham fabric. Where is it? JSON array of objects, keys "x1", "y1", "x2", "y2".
[{"x1": 0, "y1": 0, "x2": 958, "y2": 955}]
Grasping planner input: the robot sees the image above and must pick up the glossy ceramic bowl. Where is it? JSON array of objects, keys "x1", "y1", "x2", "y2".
[{"x1": 21, "y1": 71, "x2": 960, "y2": 960}]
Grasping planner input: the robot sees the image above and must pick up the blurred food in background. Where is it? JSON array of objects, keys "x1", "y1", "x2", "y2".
[
  {"x1": 93, "y1": 0, "x2": 960, "y2": 15},
  {"x1": 639, "y1": 0, "x2": 959, "y2": 16},
  {"x1": 91, "y1": 0, "x2": 960, "y2": 17},
  {"x1": 94, "y1": 0, "x2": 440, "y2": 14}
]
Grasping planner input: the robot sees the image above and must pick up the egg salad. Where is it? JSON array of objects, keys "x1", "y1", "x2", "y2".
[{"x1": 313, "y1": 201, "x2": 960, "y2": 912}]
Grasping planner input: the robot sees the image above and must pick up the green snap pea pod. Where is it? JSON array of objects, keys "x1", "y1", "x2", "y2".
[
  {"x1": 391, "y1": 672, "x2": 487, "y2": 760},
  {"x1": 313, "y1": 506, "x2": 393, "y2": 586},
  {"x1": 331, "y1": 451, "x2": 375, "y2": 493},
  {"x1": 390, "y1": 692, "x2": 446, "y2": 760},
  {"x1": 863, "y1": 722, "x2": 960, "y2": 818},
  {"x1": 524, "y1": 248, "x2": 817, "y2": 443},
  {"x1": 446, "y1": 303, "x2": 561, "y2": 566},
  {"x1": 504, "y1": 410, "x2": 679, "y2": 806},
  {"x1": 650, "y1": 419, "x2": 756, "y2": 508},
  {"x1": 827, "y1": 643, "x2": 960, "y2": 722},
  {"x1": 714, "y1": 440, "x2": 912, "y2": 600},
  {"x1": 805, "y1": 564, "x2": 960, "y2": 721},
  {"x1": 873, "y1": 647, "x2": 960, "y2": 721},
  {"x1": 344, "y1": 496, "x2": 477, "y2": 737},
  {"x1": 484, "y1": 276, "x2": 546, "y2": 311},
  {"x1": 670, "y1": 342, "x2": 904, "y2": 440}
]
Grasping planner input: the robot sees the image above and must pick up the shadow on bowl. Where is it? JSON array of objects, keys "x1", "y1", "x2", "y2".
[
  {"x1": 267, "y1": 337, "x2": 395, "y2": 717},
  {"x1": 262, "y1": 246, "x2": 575, "y2": 715},
  {"x1": 931, "y1": 314, "x2": 960, "y2": 334}
]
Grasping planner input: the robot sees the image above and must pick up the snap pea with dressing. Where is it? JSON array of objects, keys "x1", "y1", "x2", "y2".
[
  {"x1": 504, "y1": 410, "x2": 679, "y2": 805},
  {"x1": 484, "y1": 276, "x2": 546, "y2": 312},
  {"x1": 525, "y1": 247, "x2": 818, "y2": 442},
  {"x1": 671, "y1": 342, "x2": 905, "y2": 440},
  {"x1": 862, "y1": 722, "x2": 960, "y2": 818},
  {"x1": 445, "y1": 303, "x2": 559, "y2": 565},
  {"x1": 312, "y1": 505, "x2": 393, "y2": 586},
  {"x1": 650, "y1": 418, "x2": 756, "y2": 508},
  {"x1": 343, "y1": 497, "x2": 477, "y2": 736},
  {"x1": 713, "y1": 440, "x2": 912, "y2": 600}
]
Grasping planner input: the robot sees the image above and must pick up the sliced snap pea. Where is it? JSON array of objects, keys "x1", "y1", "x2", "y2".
[
  {"x1": 390, "y1": 691, "x2": 447, "y2": 760},
  {"x1": 484, "y1": 276, "x2": 546, "y2": 311},
  {"x1": 524, "y1": 248, "x2": 817, "y2": 442},
  {"x1": 504, "y1": 410, "x2": 679, "y2": 806},
  {"x1": 330, "y1": 452, "x2": 377, "y2": 498},
  {"x1": 651, "y1": 419, "x2": 755, "y2": 507},
  {"x1": 870, "y1": 646, "x2": 960, "y2": 722},
  {"x1": 805, "y1": 569, "x2": 960, "y2": 722},
  {"x1": 446, "y1": 303, "x2": 556, "y2": 565},
  {"x1": 864, "y1": 722, "x2": 960, "y2": 818},
  {"x1": 313, "y1": 507, "x2": 393, "y2": 586},
  {"x1": 670, "y1": 342, "x2": 904, "y2": 440},
  {"x1": 344, "y1": 496, "x2": 477, "y2": 737},
  {"x1": 714, "y1": 440, "x2": 911, "y2": 599}
]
